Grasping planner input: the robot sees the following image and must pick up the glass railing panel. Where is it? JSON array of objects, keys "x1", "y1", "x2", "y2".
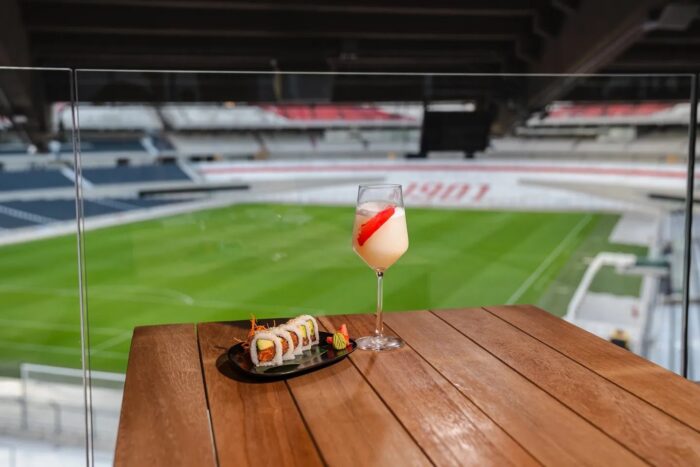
[
  {"x1": 74, "y1": 70, "x2": 695, "y2": 454},
  {"x1": 0, "y1": 67, "x2": 88, "y2": 466},
  {"x1": 687, "y1": 85, "x2": 700, "y2": 381}
]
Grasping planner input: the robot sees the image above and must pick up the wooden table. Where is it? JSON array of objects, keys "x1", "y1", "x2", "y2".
[{"x1": 114, "y1": 305, "x2": 700, "y2": 466}]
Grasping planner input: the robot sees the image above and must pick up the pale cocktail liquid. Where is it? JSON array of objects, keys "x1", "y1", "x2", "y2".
[{"x1": 352, "y1": 201, "x2": 409, "y2": 271}]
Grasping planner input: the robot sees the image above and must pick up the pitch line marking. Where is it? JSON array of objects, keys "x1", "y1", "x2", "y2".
[
  {"x1": 506, "y1": 214, "x2": 593, "y2": 305},
  {"x1": 0, "y1": 204, "x2": 57, "y2": 224},
  {"x1": 0, "y1": 341, "x2": 128, "y2": 360},
  {"x1": 0, "y1": 282, "x2": 329, "y2": 313},
  {"x1": 90, "y1": 284, "x2": 196, "y2": 306},
  {"x1": 91, "y1": 331, "x2": 133, "y2": 353},
  {"x1": 0, "y1": 318, "x2": 124, "y2": 335},
  {"x1": 0, "y1": 283, "x2": 195, "y2": 307}
]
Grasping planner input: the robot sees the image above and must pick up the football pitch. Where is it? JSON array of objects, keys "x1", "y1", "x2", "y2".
[{"x1": 0, "y1": 203, "x2": 645, "y2": 374}]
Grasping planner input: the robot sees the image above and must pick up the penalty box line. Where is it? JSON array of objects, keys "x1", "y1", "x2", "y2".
[{"x1": 506, "y1": 214, "x2": 593, "y2": 305}]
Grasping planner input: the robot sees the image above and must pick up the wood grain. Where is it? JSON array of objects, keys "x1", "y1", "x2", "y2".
[
  {"x1": 114, "y1": 324, "x2": 216, "y2": 467},
  {"x1": 436, "y1": 308, "x2": 700, "y2": 466},
  {"x1": 197, "y1": 321, "x2": 322, "y2": 467},
  {"x1": 120, "y1": 308, "x2": 700, "y2": 466},
  {"x1": 321, "y1": 313, "x2": 539, "y2": 467},
  {"x1": 285, "y1": 319, "x2": 431, "y2": 467},
  {"x1": 383, "y1": 310, "x2": 646, "y2": 466},
  {"x1": 484, "y1": 304, "x2": 700, "y2": 432}
]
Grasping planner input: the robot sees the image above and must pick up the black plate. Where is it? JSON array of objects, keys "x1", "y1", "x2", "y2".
[{"x1": 227, "y1": 331, "x2": 356, "y2": 379}]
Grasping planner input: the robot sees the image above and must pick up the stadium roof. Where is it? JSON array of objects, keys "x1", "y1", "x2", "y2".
[
  {"x1": 1, "y1": 0, "x2": 699, "y2": 147},
  {"x1": 2, "y1": 0, "x2": 696, "y2": 74}
]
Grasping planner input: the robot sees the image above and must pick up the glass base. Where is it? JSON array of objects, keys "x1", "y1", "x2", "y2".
[{"x1": 356, "y1": 335, "x2": 404, "y2": 351}]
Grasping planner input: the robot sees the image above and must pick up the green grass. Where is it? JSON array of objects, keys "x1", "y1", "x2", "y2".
[
  {"x1": 537, "y1": 215, "x2": 647, "y2": 314},
  {"x1": 0, "y1": 203, "x2": 640, "y2": 374},
  {"x1": 590, "y1": 266, "x2": 645, "y2": 296}
]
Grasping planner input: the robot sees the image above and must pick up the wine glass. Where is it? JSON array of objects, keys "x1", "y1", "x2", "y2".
[{"x1": 352, "y1": 184, "x2": 408, "y2": 351}]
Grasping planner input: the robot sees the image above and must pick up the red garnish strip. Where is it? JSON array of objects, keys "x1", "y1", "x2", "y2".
[
  {"x1": 339, "y1": 324, "x2": 349, "y2": 341},
  {"x1": 357, "y1": 206, "x2": 395, "y2": 246}
]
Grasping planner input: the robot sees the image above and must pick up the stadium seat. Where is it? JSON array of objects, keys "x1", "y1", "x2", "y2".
[
  {"x1": 0, "y1": 198, "x2": 189, "y2": 229},
  {"x1": 81, "y1": 165, "x2": 191, "y2": 185},
  {"x1": 0, "y1": 170, "x2": 73, "y2": 191}
]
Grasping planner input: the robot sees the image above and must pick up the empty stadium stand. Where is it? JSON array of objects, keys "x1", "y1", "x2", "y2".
[
  {"x1": 77, "y1": 140, "x2": 149, "y2": 154},
  {"x1": 264, "y1": 105, "x2": 407, "y2": 121},
  {"x1": 0, "y1": 170, "x2": 73, "y2": 191},
  {"x1": 261, "y1": 133, "x2": 316, "y2": 154},
  {"x1": 0, "y1": 198, "x2": 187, "y2": 229},
  {"x1": 81, "y1": 165, "x2": 191, "y2": 185},
  {"x1": 160, "y1": 105, "x2": 285, "y2": 130},
  {"x1": 0, "y1": 143, "x2": 27, "y2": 155},
  {"x1": 0, "y1": 161, "x2": 201, "y2": 230},
  {"x1": 1, "y1": 200, "x2": 75, "y2": 221},
  {"x1": 57, "y1": 105, "x2": 163, "y2": 131},
  {"x1": 168, "y1": 134, "x2": 260, "y2": 157},
  {"x1": 0, "y1": 212, "x2": 41, "y2": 229}
]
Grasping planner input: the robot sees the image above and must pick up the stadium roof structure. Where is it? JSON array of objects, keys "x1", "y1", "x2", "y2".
[{"x1": 1, "y1": 0, "x2": 699, "y2": 148}]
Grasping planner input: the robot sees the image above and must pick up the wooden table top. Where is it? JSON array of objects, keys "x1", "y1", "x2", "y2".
[{"x1": 114, "y1": 305, "x2": 700, "y2": 467}]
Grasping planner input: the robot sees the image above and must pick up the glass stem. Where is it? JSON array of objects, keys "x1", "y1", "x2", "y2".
[{"x1": 375, "y1": 271, "x2": 384, "y2": 337}]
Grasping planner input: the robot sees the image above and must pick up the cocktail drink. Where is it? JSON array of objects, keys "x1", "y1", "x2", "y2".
[
  {"x1": 352, "y1": 185, "x2": 408, "y2": 351},
  {"x1": 353, "y1": 202, "x2": 408, "y2": 271}
]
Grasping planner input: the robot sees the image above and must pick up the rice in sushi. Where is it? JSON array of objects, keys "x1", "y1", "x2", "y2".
[
  {"x1": 288, "y1": 318, "x2": 313, "y2": 351},
  {"x1": 280, "y1": 323, "x2": 304, "y2": 355},
  {"x1": 269, "y1": 327, "x2": 296, "y2": 361},
  {"x1": 249, "y1": 331, "x2": 283, "y2": 367},
  {"x1": 295, "y1": 315, "x2": 320, "y2": 346}
]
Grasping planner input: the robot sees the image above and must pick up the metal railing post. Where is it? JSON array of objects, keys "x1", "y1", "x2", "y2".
[{"x1": 681, "y1": 73, "x2": 698, "y2": 379}]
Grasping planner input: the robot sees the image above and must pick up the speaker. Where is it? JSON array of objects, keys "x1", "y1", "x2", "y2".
[{"x1": 420, "y1": 111, "x2": 492, "y2": 157}]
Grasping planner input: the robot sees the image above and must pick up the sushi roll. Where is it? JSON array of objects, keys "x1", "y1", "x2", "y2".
[
  {"x1": 295, "y1": 315, "x2": 320, "y2": 346},
  {"x1": 270, "y1": 327, "x2": 296, "y2": 361},
  {"x1": 280, "y1": 323, "x2": 304, "y2": 356},
  {"x1": 249, "y1": 331, "x2": 283, "y2": 367},
  {"x1": 288, "y1": 318, "x2": 312, "y2": 351}
]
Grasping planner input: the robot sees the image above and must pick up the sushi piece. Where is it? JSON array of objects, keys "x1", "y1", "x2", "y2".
[
  {"x1": 280, "y1": 323, "x2": 304, "y2": 355},
  {"x1": 295, "y1": 315, "x2": 320, "y2": 346},
  {"x1": 288, "y1": 318, "x2": 312, "y2": 351},
  {"x1": 245, "y1": 316, "x2": 268, "y2": 349},
  {"x1": 249, "y1": 331, "x2": 283, "y2": 367},
  {"x1": 270, "y1": 327, "x2": 296, "y2": 361}
]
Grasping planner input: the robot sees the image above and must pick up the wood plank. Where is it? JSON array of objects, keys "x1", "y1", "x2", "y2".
[
  {"x1": 285, "y1": 320, "x2": 431, "y2": 467},
  {"x1": 436, "y1": 308, "x2": 700, "y2": 466},
  {"x1": 197, "y1": 321, "x2": 322, "y2": 467},
  {"x1": 320, "y1": 314, "x2": 539, "y2": 467},
  {"x1": 484, "y1": 304, "x2": 700, "y2": 432},
  {"x1": 383, "y1": 310, "x2": 646, "y2": 466},
  {"x1": 114, "y1": 324, "x2": 216, "y2": 467}
]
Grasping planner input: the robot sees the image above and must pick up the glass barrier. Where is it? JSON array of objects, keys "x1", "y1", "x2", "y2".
[
  {"x1": 689, "y1": 86, "x2": 700, "y2": 382},
  {"x1": 73, "y1": 71, "x2": 695, "y2": 457},
  {"x1": 0, "y1": 67, "x2": 92, "y2": 466}
]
